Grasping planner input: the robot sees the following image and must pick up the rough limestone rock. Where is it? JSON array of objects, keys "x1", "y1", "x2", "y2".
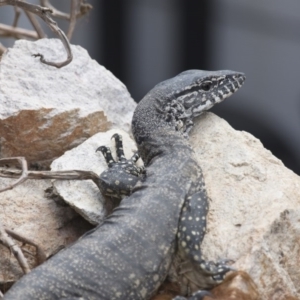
[
  {"x1": 50, "y1": 112, "x2": 300, "y2": 299},
  {"x1": 50, "y1": 129, "x2": 141, "y2": 225},
  {"x1": 0, "y1": 178, "x2": 92, "y2": 287},
  {"x1": 190, "y1": 112, "x2": 300, "y2": 300},
  {"x1": 0, "y1": 39, "x2": 136, "y2": 167},
  {"x1": 8, "y1": 111, "x2": 299, "y2": 299}
]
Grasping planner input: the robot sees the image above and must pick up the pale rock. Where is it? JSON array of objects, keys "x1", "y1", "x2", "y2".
[
  {"x1": 50, "y1": 129, "x2": 141, "y2": 225},
  {"x1": 22, "y1": 111, "x2": 300, "y2": 299},
  {"x1": 0, "y1": 178, "x2": 92, "y2": 286},
  {"x1": 0, "y1": 39, "x2": 136, "y2": 167},
  {"x1": 190, "y1": 112, "x2": 300, "y2": 300}
]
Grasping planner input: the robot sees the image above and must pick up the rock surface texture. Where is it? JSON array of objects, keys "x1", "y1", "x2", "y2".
[
  {"x1": 190, "y1": 113, "x2": 300, "y2": 300},
  {"x1": 0, "y1": 39, "x2": 136, "y2": 167},
  {"x1": 51, "y1": 129, "x2": 140, "y2": 225},
  {"x1": 49, "y1": 112, "x2": 300, "y2": 299},
  {"x1": 0, "y1": 178, "x2": 92, "y2": 288}
]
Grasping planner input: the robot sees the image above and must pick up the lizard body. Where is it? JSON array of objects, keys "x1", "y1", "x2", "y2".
[{"x1": 4, "y1": 70, "x2": 245, "y2": 300}]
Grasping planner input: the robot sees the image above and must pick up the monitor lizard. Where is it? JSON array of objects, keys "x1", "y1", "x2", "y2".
[{"x1": 4, "y1": 69, "x2": 245, "y2": 300}]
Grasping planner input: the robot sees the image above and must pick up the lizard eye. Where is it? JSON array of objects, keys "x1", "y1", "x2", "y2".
[{"x1": 200, "y1": 81, "x2": 212, "y2": 91}]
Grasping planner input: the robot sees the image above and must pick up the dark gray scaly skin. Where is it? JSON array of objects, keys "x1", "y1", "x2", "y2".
[{"x1": 4, "y1": 70, "x2": 245, "y2": 300}]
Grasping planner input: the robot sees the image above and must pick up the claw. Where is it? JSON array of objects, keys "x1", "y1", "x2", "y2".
[
  {"x1": 95, "y1": 145, "x2": 107, "y2": 153},
  {"x1": 130, "y1": 152, "x2": 140, "y2": 163},
  {"x1": 96, "y1": 146, "x2": 115, "y2": 167},
  {"x1": 173, "y1": 290, "x2": 212, "y2": 300},
  {"x1": 111, "y1": 133, "x2": 121, "y2": 140},
  {"x1": 200, "y1": 260, "x2": 234, "y2": 277},
  {"x1": 216, "y1": 258, "x2": 235, "y2": 265}
]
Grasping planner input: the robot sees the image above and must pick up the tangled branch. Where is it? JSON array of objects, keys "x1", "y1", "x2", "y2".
[
  {"x1": 0, "y1": 221, "x2": 31, "y2": 275},
  {"x1": 0, "y1": 157, "x2": 102, "y2": 193},
  {"x1": 0, "y1": 157, "x2": 28, "y2": 193},
  {"x1": 0, "y1": 0, "x2": 92, "y2": 68},
  {"x1": 0, "y1": 156, "x2": 98, "y2": 279}
]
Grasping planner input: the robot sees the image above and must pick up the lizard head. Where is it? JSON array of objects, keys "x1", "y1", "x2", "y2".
[
  {"x1": 132, "y1": 70, "x2": 245, "y2": 148},
  {"x1": 153, "y1": 69, "x2": 246, "y2": 133}
]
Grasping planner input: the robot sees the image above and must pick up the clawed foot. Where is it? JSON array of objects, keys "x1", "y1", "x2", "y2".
[
  {"x1": 173, "y1": 290, "x2": 213, "y2": 300},
  {"x1": 198, "y1": 258, "x2": 235, "y2": 286},
  {"x1": 96, "y1": 133, "x2": 145, "y2": 199},
  {"x1": 201, "y1": 258, "x2": 235, "y2": 275},
  {"x1": 172, "y1": 260, "x2": 234, "y2": 300}
]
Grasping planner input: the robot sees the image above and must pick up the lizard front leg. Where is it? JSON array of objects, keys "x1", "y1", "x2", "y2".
[{"x1": 96, "y1": 133, "x2": 145, "y2": 200}]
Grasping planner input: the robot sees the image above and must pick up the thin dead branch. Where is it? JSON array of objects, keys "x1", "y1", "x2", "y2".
[
  {"x1": 40, "y1": 0, "x2": 69, "y2": 19},
  {"x1": 0, "y1": 158, "x2": 102, "y2": 192},
  {"x1": 0, "y1": 221, "x2": 30, "y2": 274},
  {"x1": 0, "y1": 23, "x2": 38, "y2": 39},
  {"x1": 40, "y1": 0, "x2": 92, "y2": 21},
  {"x1": 5, "y1": 229, "x2": 47, "y2": 265},
  {"x1": 0, "y1": 0, "x2": 93, "y2": 62},
  {"x1": 12, "y1": 5, "x2": 21, "y2": 27},
  {"x1": 0, "y1": 0, "x2": 73, "y2": 68},
  {"x1": 0, "y1": 157, "x2": 28, "y2": 193},
  {"x1": 67, "y1": 0, "x2": 77, "y2": 40},
  {"x1": 0, "y1": 42, "x2": 6, "y2": 54},
  {"x1": 24, "y1": 10, "x2": 46, "y2": 39}
]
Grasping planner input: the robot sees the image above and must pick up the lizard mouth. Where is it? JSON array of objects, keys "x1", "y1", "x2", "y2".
[{"x1": 215, "y1": 73, "x2": 246, "y2": 101}]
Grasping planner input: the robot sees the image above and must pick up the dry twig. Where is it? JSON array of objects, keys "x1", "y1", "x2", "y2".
[
  {"x1": 67, "y1": 0, "x2": 77, "y2": 40},
  {"x1": 40, "y1": 0, "x2": 92, "y2": 21},
  {"x1": 0, "y1": 157, "x2": 28, "y2": 193},
  {"x1": 0, "y1": 23, "x2": 38, "y2": 39},
  {"x1": 0, "y1": 154, "x2": 118, "y2": 214},
  {"x1": 5, "y1": 229, "x2": 47, "y2": 265},
  {"x1": 0, "y1": 156, "x2": 93, "y2": 279},
  {"x1": 12, "y1": 5, "x2": 21, "y2": 27},
  {"x1": 0, "y1": 226, "x2": 47, "y2": 280},
  {"x1": 24, "y1": 10, "x2": 46, "y2": 39},
  {"x1": 0, "y1": 154, "x2": 104, "y2": 279},
  {"x1": 0, "y1": 0, "x2": 93, "y2": 65},
  {"x1": 0, "y1": 156, "x2": 102, "y2": 278},
  {"x1": 0, "y1": 0, "x2": 93, "y2": 67},
  {"x1": 0, "y1": 221, "x2": 31, "y2": 274},
  {"x1": 0, "y1": 41, "x2": 6, "y2": 53},
  {"x1": 0, "y1": 157, "x2": 102, "y2": 192},
  {"x1": 0, "y1": 0, "x2": 73, "y2": 68}
]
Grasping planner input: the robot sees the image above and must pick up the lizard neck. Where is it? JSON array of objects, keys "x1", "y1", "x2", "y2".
[
  {"x1": 137, "y1": 129, "x2": 192, "y2": 167},
  {"x1": 132, "y1": 94, "x2": 189, "y2": 166}
]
